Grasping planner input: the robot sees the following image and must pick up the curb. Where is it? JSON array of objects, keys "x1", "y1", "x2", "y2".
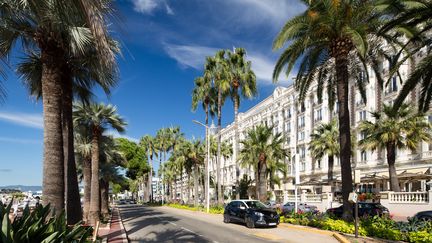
[
  {"x1": 279, "y1": 223, "x2": 350, "y2": 243},
  {"x1": 116, "y1": 207, "x2": 129, "y2": 243}
]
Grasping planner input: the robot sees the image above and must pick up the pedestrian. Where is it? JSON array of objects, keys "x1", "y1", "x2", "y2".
[{"x1": 35, "y1": 196, "x2": 40, "y2": 207}]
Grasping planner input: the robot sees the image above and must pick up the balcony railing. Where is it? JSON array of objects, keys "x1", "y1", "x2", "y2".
[
  {"x1": 286, "y1": 195, "x2": 301, "y2": 202},
  {"x1": 305, "y1": 194, "x2": 322, "y2": 202},
  {"x1": 389, "y1": 192, "x2": 429, "y2": 204}
]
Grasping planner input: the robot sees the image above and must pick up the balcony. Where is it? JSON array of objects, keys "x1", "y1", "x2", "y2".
[{"x1": 389, "y1": 192, "x2": 429, "y2": 204}]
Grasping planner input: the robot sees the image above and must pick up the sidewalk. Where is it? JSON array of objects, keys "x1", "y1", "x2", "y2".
[{"x1": 106, "y1": 208, "x2": 128, "y2": 243}]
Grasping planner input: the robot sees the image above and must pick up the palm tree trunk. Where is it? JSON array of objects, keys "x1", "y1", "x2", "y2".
[
  {"x1": 328, "y1": 155, "x2": 334, "y2": 183},
  {"x1": 204, "y1": 103, "x2": 209, "y2": 209},
  {"x1": 233, "y1": 90, "x2": 240, "y2": 200},
  {"x1": 149, "y1": 155, "x2": 153, "y2": 202},
  {"x1": 194, "y1": 166, "x2": 199, "y2": 207},
  {"x1": 83, "y1": 157, "x2": 91, "y2": 222},
  {"x1": 255, "y1": 166, "x2": 259, "y2": 200},
  {"x1": 89, "y1": 130, "x2": 101, "y2": 225},
  {"x1": 100, "y1": 179, "x2": 109, "y2": 219},
  {"x1": 386, "y1": 144, "x2": 401, "y2": 192},
  {"x1": 187, "y1": 174, "x2": 191, "y2": 203},
  {"x1": 258, "y1": 160, "x2": 267, "y2": 202},
  {"x1": 217, "y1": 88, "x2": 223, "y2": 205},
  {"x1": 41, "y1": 48, "x2": 65, "y2": 214},
  {"x1": 335, "y1": 52, "x2": 354, "y2": 221},
  {"x1": 62, "y1": 73, "x2": 82, "y2": 224}
]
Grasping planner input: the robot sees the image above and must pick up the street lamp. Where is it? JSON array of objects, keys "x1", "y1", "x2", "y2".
[
  {"x1": 193, "y1": 120, "x2": 211, "y2": 213},
  {"x1": 291, "y1": 147, "x2": 300, "y2": 213}
]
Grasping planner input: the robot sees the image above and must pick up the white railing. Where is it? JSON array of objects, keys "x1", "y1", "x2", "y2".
[
  {"x1": 305, "y1": 194, "x2": 322, "y2": 202},
  {"x1": 286, "y1": 195, "x2": 301, "y2": 202},
  {"x1": 389, "y1": 192, "x2": 429, "y2": 204}
]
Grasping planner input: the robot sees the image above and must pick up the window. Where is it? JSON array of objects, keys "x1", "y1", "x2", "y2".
[
  {"x1": 361, "y1": 151, "x2": 367, "y2": 162},
  {"x1": 298, "y1": 131, "x2": 305, "y2": 141},
  {"x1": 359, "y1": 110, "x2": 367, "y2": 121},
  {"x1": 301, "y1": 161, "x2": 306, "y2": 172},
  {"x1": 286, "y1": 121, "x2": 291, "y2": 132},
  {"x1": 300, "y1": 147, "x2": 306, "y2": 159},
  {"x1": 300, "y1": 102, "x2": 306, "y2": 113},
  {"x1": 315, "y1": 109, "x2": 322, "y2": 121},
  {"x1": 359, "y1": 131, "x2": 367, "y2": 141},
  {"x1": 287, "y1": 108, "x2": 292, "y2": 118},
  {"x1": 317, "y1": 160, "x2": 321, "y2": 169},
  {"x1": 298, "y1": 116, "x2": 305, "y2": 129}
]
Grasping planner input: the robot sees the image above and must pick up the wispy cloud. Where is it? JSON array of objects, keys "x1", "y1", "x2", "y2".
[
  {"x1": 0, "y1": 137, "x2": 41, "y2": 144},
  {"x1": 0, "y1": 169, "x2": 12, "y2": 173},
  {"x1": 163, "y1": 43, "x2": 290, "y2": 85},
  {"x1": 131, "y1": 0, "x2": 174, "y2": 15},
  {"x1": 0, "y1": 112, "x2": 43, "y2": 129}
]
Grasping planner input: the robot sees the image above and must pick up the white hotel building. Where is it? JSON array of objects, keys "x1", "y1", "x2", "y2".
[{"x1": 209, "y1": 50, "x2": 432, "y2": 202}]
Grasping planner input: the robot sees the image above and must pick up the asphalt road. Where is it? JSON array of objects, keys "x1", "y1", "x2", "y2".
[{"x1": 118, "y1": 205, "x2": 338, "y2": 243}]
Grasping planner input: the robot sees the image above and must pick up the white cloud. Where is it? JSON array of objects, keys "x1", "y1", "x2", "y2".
[
  {"x1": 163, "y1": 43, "x2": 291, "y2": 85},
  {"x1": 165, "y1": 3, "x2": 174, "y2": 15},
  {"x1": 131, "y1": 0, "x2": 174, "y2": 15},
  {"x1": 226, "y1": 0, "x2": 306, "y2": 27},
  {"x1": 132, "y1": 0, "x2": 158, "y2": 13},
  {"x1": 0, "y1": 112, "x2": 43, "y2": 129},
  {"x1": 0, "y1": 137, "x2": 41, "y2": 144}
]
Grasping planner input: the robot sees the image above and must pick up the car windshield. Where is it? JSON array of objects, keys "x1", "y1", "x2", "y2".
[{"x1": 245, "y1": 201, "x2": 268, "y2": 209}]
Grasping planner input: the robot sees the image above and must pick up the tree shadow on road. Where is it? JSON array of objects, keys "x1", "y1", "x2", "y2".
[{"x1": 128, "y1": 228, "x2": 211, "y2": 243}]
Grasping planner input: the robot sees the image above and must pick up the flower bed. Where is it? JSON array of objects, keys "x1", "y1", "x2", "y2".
[
  {"x1": 280, "y1": 212, "x2": 432, "y2": 243},
  {"x1": 165, "y1": 203, "x2": 224, "y2": 214}
]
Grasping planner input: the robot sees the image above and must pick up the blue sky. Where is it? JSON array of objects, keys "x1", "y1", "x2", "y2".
[{"x1": 0, "y1": 0, "x2": 305, "y2": 186}]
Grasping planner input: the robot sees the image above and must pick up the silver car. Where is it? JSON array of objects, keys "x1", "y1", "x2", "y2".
[{"x1": 281, "y1": 202, "x2": 318, "y2": 215}]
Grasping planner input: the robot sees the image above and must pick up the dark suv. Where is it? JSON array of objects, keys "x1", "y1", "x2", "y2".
[
  {"x1": 223, "y1": 200, "x2": 279, "y2": 228},
  {"x1": 326, "y1": 202, "x2": 389, "y2": 218}
]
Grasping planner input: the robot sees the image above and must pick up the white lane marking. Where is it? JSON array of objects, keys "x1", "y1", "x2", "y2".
[
  {"x1": 181, "y1": 227, "x2": 196, "y2": 234},
  {"x1": 168, "y1": 221, "x2": 177, "y2": 226}
]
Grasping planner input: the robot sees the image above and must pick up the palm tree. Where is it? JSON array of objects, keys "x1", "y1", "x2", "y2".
[
  {"x1": 309, "y1": 120, "x2": 340, "y2": 183},
  {"x1": 17, "y1": 43, "x2": 119, "y2": 224},
  {"x1": 73, "y1": 103, "x2": 126, "y2": 224},
  {"x1": 380, "y1": 0, "x2": 432, "y2": 112},
  {"x1": 206, "y1": 51, "x2": 230, "y2": 205},
  {"x1": 272, "y1": 0, "x2": 389, "y2": 219},
  {"x1": 74, "y1": 126, "x2": 93, "y2": 222},
  {"x1": 192, "y1": 74, "x2": 217, "y2": 205},
  {"x1": 359, "y1": 104, "x2": 432, "y2": 192},
  {"x1": 239, "y1": 125, "x2": 288, "y2": 202},
  {"x1": 226, "y1": 47, "x2": 257, "y2": 199},
  {"x1": 140, "y1": 135, "x2": 158, "y2": 202},
  {"x1": 0, "y1": 0, "x2": 116, "y2": 215}
]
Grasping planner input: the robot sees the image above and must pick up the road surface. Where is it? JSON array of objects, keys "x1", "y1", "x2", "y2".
[{"x1": 118, "y1": 205, "x2": 339, "y2": 243}]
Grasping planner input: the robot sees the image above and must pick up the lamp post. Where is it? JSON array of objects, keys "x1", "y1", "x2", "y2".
[
  {"x1": 193, "y1": 120, "x2": 211, "y2": 213},
  {"x1": 291, "y1": 147, "x2": 300, "y2": 213}
]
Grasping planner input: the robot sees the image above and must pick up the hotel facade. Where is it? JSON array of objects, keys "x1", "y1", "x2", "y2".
[{"x1": 209, "y1": 50, "x2": 432, "y2": 202}]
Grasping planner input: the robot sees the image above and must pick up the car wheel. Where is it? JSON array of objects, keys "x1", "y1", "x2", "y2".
[
  {"x1": 246, "y1": 217, "x2": 255, "y2": 228},
  {"x1": 419, "y1": 216, "x2": 432, "y2": 222},
  {"x1": 223, "y1": 214, "x2": 231, "y2": 223}
]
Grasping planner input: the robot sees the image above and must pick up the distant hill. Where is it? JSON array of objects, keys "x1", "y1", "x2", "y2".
[{"x1": 0, "y1": 185, "x2": 42, "y2": 192}]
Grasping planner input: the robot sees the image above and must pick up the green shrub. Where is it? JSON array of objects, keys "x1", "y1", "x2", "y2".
[
  {"x1": 209, "y1": 205, "x2": 224, "y2": 214},
  {"x1": 0, "y1": 202, "x2": 93, "y2": 242},
  {"x1": 165, "y1": 203, "x2": 224, "y2": 214},
  {"x1": 408, "y1": 231, "x2": 432, "y2": 243}
]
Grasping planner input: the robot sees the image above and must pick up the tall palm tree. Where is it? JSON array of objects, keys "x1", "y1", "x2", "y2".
[
  {"x1": 380, "y1": 0, "x2": 432, "y2": 112},
  {"x1": 73, "y1": 103, "x2": 126, "y2": 224},
  {"x1": 140, "y1": 135, "x2": 158, "y2": 202},
  {"x1": 206, "y1": 51, "x2": 230, "y2": 205},
  {"x1": 359, "y1": 104, "x2": 432, "y2": 192},
  {"x1": 0, "y1": 0, "x2": 116, "y2": 215},
  {"x1": 74, "y1": 126, "x2": 93, "y2": 222},
  {"x1": 192, "y1": 74, "x2": 217, "y2": 205},
  {"x1": 272, "y1": 0, "x2": 389, "y2": 219},
  {"x1": 17, "y1": 43, "x2": 119, "y2": 224},
  {"x1": 309, "y1": 119, "x2": 340, "y2": 183},
  {"x1": 239, "y1": 125, "x2": 288, "y2": 202},
  {"x1": 227, "y1": 47, "x2": 257, "y2": 199}
]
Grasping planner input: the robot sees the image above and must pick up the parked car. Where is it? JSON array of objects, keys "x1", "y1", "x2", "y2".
[
  {"x1": 265, "y1": 201, "x2": 280, "y2": 209},
  {"x1": 413, "y1": 211, "x2": 432, "y2": 221},
  {"x1": 326, "y1": 202, "x2": 389, "y2": 218},
  {"x1": 281, "y1": 202, "x2": 318, "y2": 215},
  {"x1": 223, "y1": 200, "x2": 280, "y2": 228}
]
